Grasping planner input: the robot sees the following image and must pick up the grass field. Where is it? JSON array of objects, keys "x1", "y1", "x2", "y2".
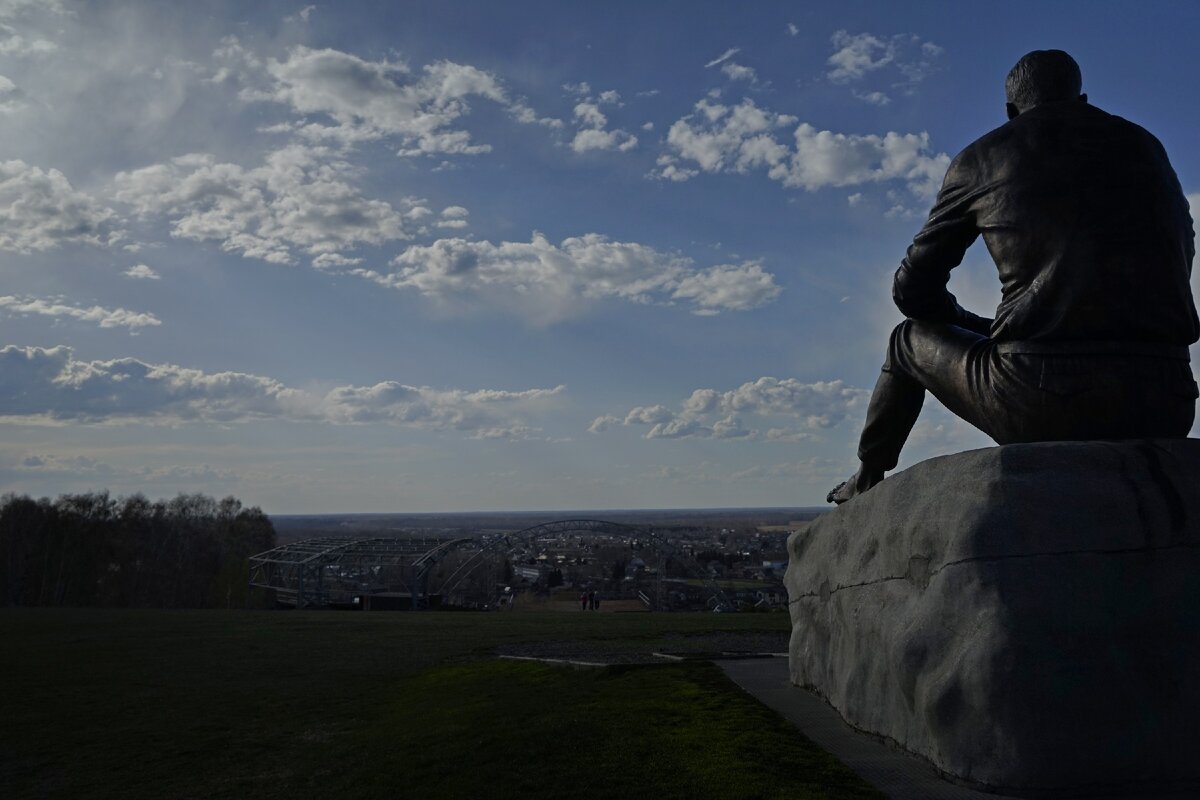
[{"x1": 1, "y1": 609, "x2": 881, "y2": 800}]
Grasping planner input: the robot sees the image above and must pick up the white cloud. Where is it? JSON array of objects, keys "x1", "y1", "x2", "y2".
[
  {"x1": 114, "y1": 145, "x2": 421, "y2": 266},
  {"x1": 721, "y1": 62, "x2": 759, "y2": 83},
  {"x1": 655, "y1": 97, "x2": 949, "y2": 199},
  {"x1": 827, "y1": 30, "x2": 942, "y2": 91},
  {"x1": 436, "y1": 205, "x2": 470, "y2": 229},
  {"x1": 0, "y1": 296, "x2": 160, "y2": 331},
  {"x1": 8, "y1": 453, "x2": 243, "y2": 487},
  {"x1": 0, "y1": 73, "x2": 22, "y2": 113},
  {"x1": 288, "y1": 5, "x2": 316, "y2": 23},
  {"x1": 671, "y1": 262, "x2": 782, "y2": 313},
  {"x1": 624, "y1": 405, "x2": 675, "y2": 425},
  {"x1": 704, "y1": 48, "x2": 741, "y2": 69},
  {"x1": 230, "y1": 45, "x2": 558, "y2": 154},
  {"x1": 854, "y1": 90, "x2": 891, "y2": 106},
  {"x1": 764, "y1": 427, "x2": 813, "y2": 443},
  {"x1": 0, "y1": 160, "x2": 117, "y2": 252},
  {"x1": 783, "y1": 124, "x2": 948, "y2": 197},
  {"x1": 587, "y1": 414, "x2": 620, "y2": 433},
  {"x1": 731, "y1": 458, "x2": 845, "y2": 482},
  {"x1": 570, "y1": 100, "x2": 637, "y2": 153},
  {"x1": 659, "y1": 99, "x2": 794, "y2": 175},
  {"x1": 350, "y1": 232, "x2": 781, "y2": 323},
  {"x1": 712, "y1": 415, "x2": 752, "y2": 439},
  {"x1": 786, "y1": 23, "x2": 799, "y2": 37},
  {"x1": 652, "y1": 155, "x2": 699, "y2": 183},
  {"x1": 124, "y1": 264, "x2": 160, "y2": 280},
  {"x1": 827, "y1": 31, "x2": 894, "y2": 83},
  {"x1": 311, "y1": 253, "x2": 362, "y2": 268},
  {"x1": 599, "y1": 377, "x2": 869, "y2": 440},
  {"x1": 0, "y1": 345, "x2": 562, "y2": 438},
  {"x1": 0, "y1": 0, "x2": 62, "y2": 57},
  {"x1": 705, "y1": 48, "x2": 763, "y2": 88},
  {"x1": 321, "y1": 382, "x2": 564, "y2": 439}
]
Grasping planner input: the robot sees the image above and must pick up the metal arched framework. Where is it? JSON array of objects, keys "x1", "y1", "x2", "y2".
[
  {"x1": 247, "y1": 536, "x2": 468, "y2": 609},
  {"x1": 248, "y1": 520, "x2": 734, "y2": 610}
]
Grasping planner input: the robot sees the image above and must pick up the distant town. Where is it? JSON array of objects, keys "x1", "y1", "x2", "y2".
[{"x1": 261, "y1": 508, "x2": 828, "y2": 613}]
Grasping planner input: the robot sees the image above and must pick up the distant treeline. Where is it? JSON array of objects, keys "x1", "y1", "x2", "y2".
[{"x1": 0, "y1": 491, "x2": 275, "y2": 609}]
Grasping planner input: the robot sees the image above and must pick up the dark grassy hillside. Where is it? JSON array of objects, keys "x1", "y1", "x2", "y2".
[{"x1": 1, "y1": 610, "x2": 878, "y2": 800}]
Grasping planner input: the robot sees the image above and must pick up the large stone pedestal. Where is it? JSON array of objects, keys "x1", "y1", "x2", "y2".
[{"x1": 785, "y1": 440, "x2": 1200, "y2": 796}]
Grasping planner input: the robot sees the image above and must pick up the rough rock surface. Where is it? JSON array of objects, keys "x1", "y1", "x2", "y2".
[{"x1": 786, "y1": 439, "x2": 1200, "y2": 796}]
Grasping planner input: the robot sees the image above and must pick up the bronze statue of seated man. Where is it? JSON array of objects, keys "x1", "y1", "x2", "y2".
[{"x1": 829, "y1": 49, "x2": 1199, "y2": 505}]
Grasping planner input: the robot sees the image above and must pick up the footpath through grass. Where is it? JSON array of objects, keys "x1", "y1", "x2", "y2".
[{"x1": 1, "y1": 609, "x2": 881, "y2": 800}]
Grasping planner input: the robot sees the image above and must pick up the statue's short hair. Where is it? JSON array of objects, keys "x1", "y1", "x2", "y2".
[{"x1": 1005, "y1": 50, "x2": 1082, "y2": 109}]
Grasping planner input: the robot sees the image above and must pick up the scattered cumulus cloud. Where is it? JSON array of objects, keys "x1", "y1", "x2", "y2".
[
  {"x1": 123, "y1": 264, "x2": 160, "y2": 280},
  {"x1": 436, "y1": 205, "x2": 469, "y2": 229},
  {"x1": 350, "y1": 232, "x2": 781, "y2": 323},
  {"x1": 0, "y1": 0, "x2": 62, "y2": 57},
  {"x1": 0, "y1": 296, "x2": 161, "y2": 331},
  {"x1": 569, "y1": 89, "x2": 637, "y2": 153},
  {"x1": 218, "y1": 42, "x2": 560, "y2": 155},
  {"x1": 0, "y1": 345, "x2": 562, "y2": 438},
  {"x1": 0, "y1": 160, "x2": 118, "y2": 252},
  {"x1": 594, "y1": 377, "x2": 869, "y2": 440},
  {"x1": 653, "y1": 97, "x2": 949, "y2": 199},
  {"x1": 114, "y1": 145, "x2": 424, "y2": 266},
  {"x1": 827, "y1": 31, "x2": 896, "y2": 82},
  {"x1": 786, "y1": 23, "x2": 799, "y2": 37},
  {"x1": 721, "y1": 62, "x2": 759, "y2": 84},
  {"x1": 827, "y1": 30, "x2": 943, "y2": 95},
  {"x1": 704, "y1": 47, "x2": 762, "y2": 88},
  {"x1": 853, "y1": 89, "x2": 891, "y2": 106},
  {"x1": 0, "y1": 74, "x2": 22, "y2": 113}
]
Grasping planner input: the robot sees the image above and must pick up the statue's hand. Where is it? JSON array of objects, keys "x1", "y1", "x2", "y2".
[{"x1": 954, "y1": 304, "x2": 993, "y2": 336}]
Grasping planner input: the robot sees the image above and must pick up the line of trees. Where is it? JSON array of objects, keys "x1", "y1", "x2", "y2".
[{"x1": 0, "y1": 491, "x2": 275, "y2": 608}]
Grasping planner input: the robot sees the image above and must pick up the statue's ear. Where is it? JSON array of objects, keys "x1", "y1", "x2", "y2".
[
  {"x1": 1006, "y1": 102, "x2": 1020, "y2": 120},
  {"x1": 1079, "y1": 93, "x2": 1088, "y2": 104}
]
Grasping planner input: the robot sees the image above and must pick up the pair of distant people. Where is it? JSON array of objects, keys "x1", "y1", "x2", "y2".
[
  {"x1": 580, "y1": 590, "x2": 601, "y2": 611},
  {"x1": 828, "y1": 49, "x2": 1198, "y2": 504}
]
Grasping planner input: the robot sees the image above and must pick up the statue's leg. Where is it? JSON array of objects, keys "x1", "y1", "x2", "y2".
[{"x1": 829, "y1": 320, "x2": 989, "y2": 504}]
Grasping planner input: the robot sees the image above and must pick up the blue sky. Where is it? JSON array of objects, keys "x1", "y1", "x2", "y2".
[{"x1": 0, "y1": 0, "x2": 1197, "y2": 512}]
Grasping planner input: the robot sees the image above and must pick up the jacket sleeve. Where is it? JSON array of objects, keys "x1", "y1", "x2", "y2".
[{"x1": 892, "y1": 147, "x2": 987, "y2": 331}]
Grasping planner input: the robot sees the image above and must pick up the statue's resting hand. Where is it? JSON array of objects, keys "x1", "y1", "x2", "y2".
[{"x1": 954, "y1": 306, "x2": 993, "y2": 337}]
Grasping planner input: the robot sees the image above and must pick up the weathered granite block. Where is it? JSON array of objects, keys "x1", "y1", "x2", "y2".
[{"x1": 786, "y1": 439, "x2": 1200, "y2": 796}]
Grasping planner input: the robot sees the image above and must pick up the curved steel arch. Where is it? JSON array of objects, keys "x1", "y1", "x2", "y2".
[
  {"x1": 248, "y1": 521, "x2": 737, "y2": 611},
  {"x1": 248, "y1": 536, "x2": 471, "y2": 609}
]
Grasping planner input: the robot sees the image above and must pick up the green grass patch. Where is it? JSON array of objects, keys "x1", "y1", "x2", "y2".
[{"x1": 1, "y1": 609, "x2": 880, "y2": 799}]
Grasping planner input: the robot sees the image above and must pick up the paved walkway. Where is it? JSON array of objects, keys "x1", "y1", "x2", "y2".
[
  {"x1": 718, "y1": 658, "x2": 1022, "y2": 800},
  {"x1": 719, "y1": 658, "x2": 1197, "y2": 800}
]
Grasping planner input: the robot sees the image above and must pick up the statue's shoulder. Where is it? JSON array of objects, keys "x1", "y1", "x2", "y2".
[{"x1": 946, "y1": 121, "x2": 1017, "y2": 176}]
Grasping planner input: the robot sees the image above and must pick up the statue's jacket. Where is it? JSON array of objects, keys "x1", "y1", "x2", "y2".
[{"x1": 893, "y1": 100, "x2": 1199, "y2": 362}]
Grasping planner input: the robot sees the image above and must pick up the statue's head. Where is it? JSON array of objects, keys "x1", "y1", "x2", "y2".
[{"x1": 1005, "y1": 50, "x2": 1086, "y2": 120}]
